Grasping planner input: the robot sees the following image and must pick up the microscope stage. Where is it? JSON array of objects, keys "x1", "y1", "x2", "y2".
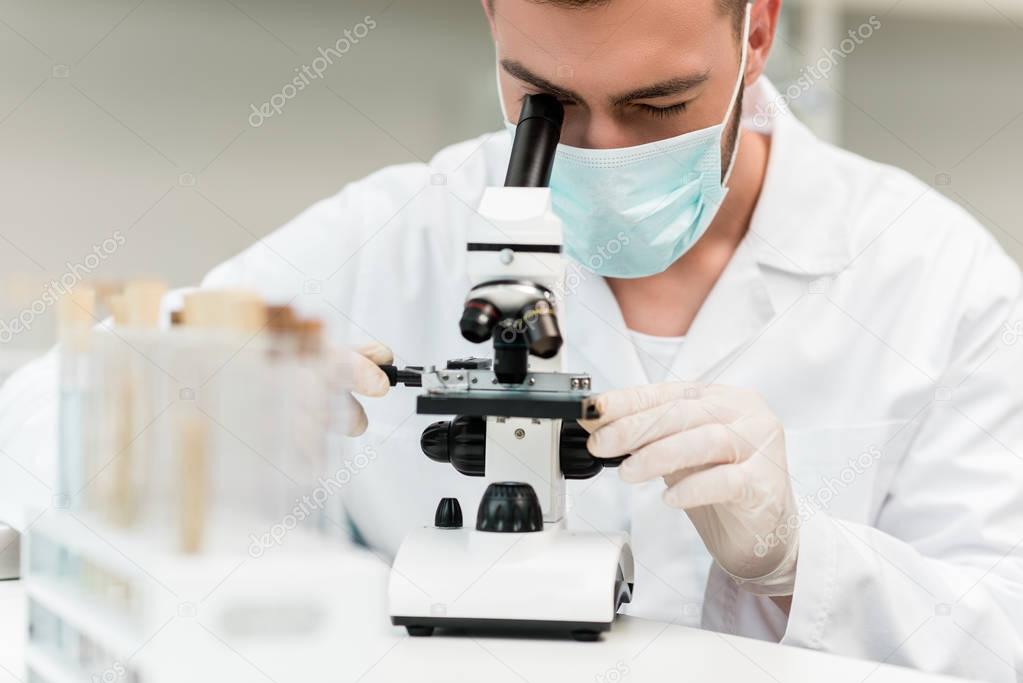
[{"x1": 417, "y1": 391, "x2": 598, "y2": 420}]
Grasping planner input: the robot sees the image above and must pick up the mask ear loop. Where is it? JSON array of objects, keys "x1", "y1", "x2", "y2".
[{"x1": 722, "y1": 1, "x2": 753, "y2": 186}]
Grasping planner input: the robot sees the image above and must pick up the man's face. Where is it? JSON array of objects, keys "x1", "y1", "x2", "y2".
[{"x1": 489, "y1": 0, "x2": 746, "y2": 150}]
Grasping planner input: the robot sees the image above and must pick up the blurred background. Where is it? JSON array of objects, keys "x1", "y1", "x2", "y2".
[{"x1": 1, "y1": 0, "x2": 1022, "y2": 370}]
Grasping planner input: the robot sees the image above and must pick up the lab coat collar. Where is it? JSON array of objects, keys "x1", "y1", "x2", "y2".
[
  {"x1": 562, "y1": 268, "x2": 649, "y2": 390},
  {"x1": 669, "y1": 233, "x2": 775, "y2": 382},
  {"x1": 742, "y1": 78, "x2": 854, "y2": 276},
  {"x1": 564, "y1": 233, "x2": 776, "y2": 386}
]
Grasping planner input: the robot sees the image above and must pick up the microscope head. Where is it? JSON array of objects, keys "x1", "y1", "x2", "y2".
[
  {"x1": 462, "y1": 95, "x2": 567, "y2": 381},
  {"x1": 460, "y1": 282, "x2": 561, "y2": 357}
]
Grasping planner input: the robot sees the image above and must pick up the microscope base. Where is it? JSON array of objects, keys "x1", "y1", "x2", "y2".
[
  {"x1": 388, "y1": 526, "x2": 634, "y2": 640},
  {"x1": 391, "y1": 616, "x2": 619, "y2": 641}
]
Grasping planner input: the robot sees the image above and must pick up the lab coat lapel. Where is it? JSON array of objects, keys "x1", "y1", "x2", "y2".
[
  {"x1": 669, "y1": 235, "x2": 776, "y2": 383},
  {"x1": 561, "y1": 239, "x2": 776, "y2": 390},
  {"x1": 669, "y1": 89, "x2": 854, "y2": 383},
  {"x1": 562, "y1": 269, "x2": 647, "y2": 391}
]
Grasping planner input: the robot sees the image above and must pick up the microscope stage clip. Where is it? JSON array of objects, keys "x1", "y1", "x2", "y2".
[{"x1": 416, "y1": 368, "x2": 598, "y2": 420}]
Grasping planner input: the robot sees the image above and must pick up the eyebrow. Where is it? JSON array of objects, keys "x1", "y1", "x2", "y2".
[
  {"x1": 501, "y1": 59, "x2": 582, "y2": 102},
  {"x1": 609, "y1": 73, "x2": 711, "y2": 106},
  {"x1": 501, "y1": 59, "x2": 711, "y2": 108}
]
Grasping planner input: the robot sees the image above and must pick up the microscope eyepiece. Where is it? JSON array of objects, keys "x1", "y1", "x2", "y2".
[{"x1": 505, "y1": 94, "x2": 564, "y2": 189}]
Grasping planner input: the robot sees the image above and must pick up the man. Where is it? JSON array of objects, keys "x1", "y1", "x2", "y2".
[{"x1": 1, "y1": 0, "x2": 1020, "y2": 678}]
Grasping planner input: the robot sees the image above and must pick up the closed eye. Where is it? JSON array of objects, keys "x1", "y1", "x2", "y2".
[{"x1": 635, "y1": 102, "x2": 689, "y2": 118}]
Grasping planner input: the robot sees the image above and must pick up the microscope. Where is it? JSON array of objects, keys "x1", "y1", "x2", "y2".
[{"x1": 383, "y1": 95, "x2": 634, "y2": 641}]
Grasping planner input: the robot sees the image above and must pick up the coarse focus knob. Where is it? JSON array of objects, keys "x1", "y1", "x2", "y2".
[
  {"x1": 421, "y1": 417, "x2": 486, "y2": 477},
  {"x1": 476, "y1": 482, "x2": 544, "y2": 533},
  {"x1": 560, "y1": 420, "x2": 628, "y2": 478},
  {"x1": 420, "y1": 417, "x2": 626, "y2": 479},
  {"x1": 434, "y1": 498, "x2": 463, "y2": 529}
]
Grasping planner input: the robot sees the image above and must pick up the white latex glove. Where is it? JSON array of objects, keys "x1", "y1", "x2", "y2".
[
  {"x1": 339, "y1": 342, "x2": 393, "y2": 436},
  {"x1": 580, "y1": 382, "x2": 799, "y2": 596}
]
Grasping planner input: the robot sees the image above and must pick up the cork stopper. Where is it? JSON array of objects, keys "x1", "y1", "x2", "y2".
[
  {"x1": 107, "y1": 294, "x2": 129, "y2": 326},
  {"x1": 91, "y1": 280, "x2": 123, "y2": 305},
  {"x1": 123, "y1": 280, "x2": 168, "y2": 329},
  {"x1": 182, "y1": 290, "x2": 221, "y2": 328},
  {"x1": 182, "y1": 289, "x2": 267, "y2": 332},
  {"x1": 267, "y1": 305, "x2": 297, "y2": 333},
  {"x1": 297, "y1": 319, "x2": 324, "y2": 355},
  {"x1": 223, "y1": 291, "x2": 267, "y2": 332},
  {"x1": 57, "y1": 286, "x2": 97, "y2": 331}
]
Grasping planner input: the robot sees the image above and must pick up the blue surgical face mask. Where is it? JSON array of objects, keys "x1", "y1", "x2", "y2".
[{"x1": 499, "y1": 4, "x2": 751, "y2": 278}]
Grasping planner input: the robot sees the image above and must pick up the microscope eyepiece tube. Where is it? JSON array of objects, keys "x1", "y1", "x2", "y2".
[{"x1": 504, "y1": 94, "x2": 564, "y2": 188}]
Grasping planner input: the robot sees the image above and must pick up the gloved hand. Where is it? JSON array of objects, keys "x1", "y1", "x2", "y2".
[
  {"x1": 580, "y1": 382, "x2": 799, "y2": 596},
  {"x1": 339, "y1": 342, "x2": 393, "y2": 436}
]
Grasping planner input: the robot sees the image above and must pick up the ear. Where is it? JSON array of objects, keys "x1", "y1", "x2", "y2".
[
  {"x1": 481, "y1": 0, "x2": 499, "y2": 40},
  {"x1": 745, "y1": 0, "x2": 781, "y2": 84}
]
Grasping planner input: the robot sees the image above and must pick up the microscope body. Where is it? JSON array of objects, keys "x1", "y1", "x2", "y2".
[
  {"x1": 468, "y1": 183, "x2": 569, "y2": 523},
  {"x1": 387, "y1": 96, "x2": 634, "y2": 640}
]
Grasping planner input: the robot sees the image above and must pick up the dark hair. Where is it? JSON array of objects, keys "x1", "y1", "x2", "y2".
[{"x1": 487, "y1": 0, "x2": 747, "y2": 36}]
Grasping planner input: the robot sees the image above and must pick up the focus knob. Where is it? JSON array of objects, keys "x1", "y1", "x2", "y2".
[
  {"x1": 421, "y1": 417, "x2": 626, "y2": 480},
  {"x1": 476, "y1": 482, "x2": 543, "y2": 533},
  {"x1": 560, "y1": 421, "x2": 628, "y2": 478},
  {"x1": 434, "y1": 498, "x2": 463, "y2": 529},
  {"x1": 421, "y1": 417, "x2": 486, "y2": 477}
]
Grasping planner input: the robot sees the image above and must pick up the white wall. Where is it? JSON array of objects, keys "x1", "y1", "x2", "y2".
[
  {"x1": 0, "y1": 0, "x2": 498, "y2": 350},
  {"x1": 767, "y1": 2, "x2": 1023, "y2": 264},
  {"x1": 1, "y1": 0, "x2": 1020, "y2": 352},
  {"x1": 840, "y1": 10, "x2": 1023, "y2": 267}
]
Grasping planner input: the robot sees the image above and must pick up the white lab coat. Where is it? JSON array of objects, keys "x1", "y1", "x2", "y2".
[{"x1": 1, "y1": 79, "x2": 1021, "y2": 680}]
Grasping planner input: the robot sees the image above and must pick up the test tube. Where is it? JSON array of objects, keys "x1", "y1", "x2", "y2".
[
  {"x1": 178, "y1": 289, "x2": 268, "y2": 551},
  {"x1": 109, "y1": 281, "x2": 167, "y2": 528},
  {"x1": 56, "y1": 287, "x2": 97, "y2": 507}
]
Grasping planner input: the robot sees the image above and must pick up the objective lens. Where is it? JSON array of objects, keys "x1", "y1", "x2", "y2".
[
  {"x1": 520, "y1": 300, "x2": 562, "y2": 359},
  {"x1": 460, "y1": 299, "x2": 500, "y2": 344}
]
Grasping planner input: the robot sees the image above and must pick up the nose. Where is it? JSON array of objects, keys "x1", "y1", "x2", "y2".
[{"x1": 564, "y1": 111, "x2": 632, "y2": 150}]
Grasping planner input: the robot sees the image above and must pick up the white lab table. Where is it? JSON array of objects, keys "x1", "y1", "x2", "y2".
[
  {"x1": 0, "y1": 581, "x2": 23, "y2": 683},
  {"x1": 0, "y1": 579, "x2": 971, "y2": 683}
]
